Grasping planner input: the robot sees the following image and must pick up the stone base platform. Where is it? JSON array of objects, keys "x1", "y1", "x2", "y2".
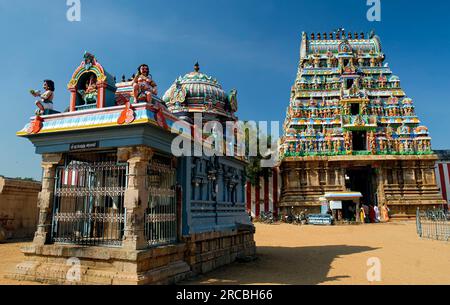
[{"x1": 7, "y1": 229, "x2": 256, "y2": 285}]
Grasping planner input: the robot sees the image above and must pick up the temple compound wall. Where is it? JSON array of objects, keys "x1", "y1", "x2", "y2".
[
  {"x1": 0, "y1": 177, "x2": 40, "y2": 241},
  {"x1": 10, "y1": 54, "x2": 255, "y2": 285}
]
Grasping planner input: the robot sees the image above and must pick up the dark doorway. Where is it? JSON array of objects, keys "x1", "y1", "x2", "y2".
[
  {"x1": 345, "y1": 167, "x2": 376, "y2": 207},
  {"x1": 352, "y1": 131, "x2": 367, "y2": 151},
  {"x1": 342, "y1": 201, "x2": 357, "y2": 221},
  {"x1": 346, "y1": 78, "x2": 354, "y2": 89},
  {"x1": 350, "y1": 103, "x2": 360, "y2": 115}
]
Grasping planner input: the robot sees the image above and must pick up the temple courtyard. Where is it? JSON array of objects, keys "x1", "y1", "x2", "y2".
[{"x1": 1, "y1": 221, "x2": 449, "y2": 285}]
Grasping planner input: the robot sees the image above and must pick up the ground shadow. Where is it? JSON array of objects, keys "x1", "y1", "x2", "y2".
[{"x1": 183, "y1": 245, "x2": 378, "y2": 285}]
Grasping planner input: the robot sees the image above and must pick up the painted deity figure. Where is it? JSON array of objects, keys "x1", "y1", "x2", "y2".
[
  {"x1": 31, "y1": 80, "x2": 55, "y2": 115},
  {"x1": 344, "y1": 132, "x2": 352, "y2": 153},
  {"x1": 379, "y1": 139, "x2": 386, "y2": 152},
  {"x1": 361, "y1": 102, "x2": 368, "y2": 115},
  {"x1": 133, "y1": 64, "x2": 158, "y2": 103},
  {"x1": 78, "y1": 74, "x2": 98, "y2": 104}
]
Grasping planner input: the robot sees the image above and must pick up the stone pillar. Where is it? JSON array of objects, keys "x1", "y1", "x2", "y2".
[
  {"x1": 392, "y1": 164, "x2": 399, "y2": 185},
  {"x1": 33, "y1": 153, "x2": 63, "y2": 246},
  {"x1": 376, "y1": 167, "x2": 386, "y2": 206},
  {"x1": 310, "y1": 163, "x2": 320, "y2": 186},
  {"x1": 334, "y1": 168, "x2": 340, "y2": 186},
  {"x1": 120, "y1": 146, "x2": 153, "y2": 250},
  {"x1": 324, "y1": 166, "x2": 330, "y2": 186}
]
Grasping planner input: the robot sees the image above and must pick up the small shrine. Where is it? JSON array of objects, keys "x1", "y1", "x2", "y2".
[
  {"x1": 13, "y1": 53, "x2": 254, "y2": 285},
  {"x1": 279, "y1": 30, "x2": 445, "y2": 219}
]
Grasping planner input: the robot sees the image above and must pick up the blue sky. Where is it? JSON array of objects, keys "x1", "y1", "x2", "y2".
[{"x1": 0, "y1": 0, "x2": 449, "y2": 180}]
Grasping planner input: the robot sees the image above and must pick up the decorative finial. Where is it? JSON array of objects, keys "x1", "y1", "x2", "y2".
[{"x1": 194, "y1": 62, "x2": 200, "y2": 72}]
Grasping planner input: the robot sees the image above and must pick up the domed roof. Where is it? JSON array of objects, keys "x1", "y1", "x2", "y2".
[{"x1": 163, "y1": 63, "x2": 237, "y2": 122}]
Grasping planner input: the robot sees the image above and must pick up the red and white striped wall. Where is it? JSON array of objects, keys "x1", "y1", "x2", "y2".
[
  {"x1": 435, "y1": 161, "x2": 450, "y2": 208},
  {"x1": 245, "y1": 169, "x2": 281, "y2": 218}
]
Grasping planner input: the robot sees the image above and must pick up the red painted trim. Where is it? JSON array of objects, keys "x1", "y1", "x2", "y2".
[
  {"x1": 264, "y1": 176, "x2": 269, "y2": 213},
  {"x1": 69, "y1": 89, "x2": 77, "y2": 112},
  {"x1": 255, "y1": 183, "x2": 260, "y2": 217},
  {"x1": 97, "y1": 86, "x2": 105, "y2": 108},
  {"x1": 273, "y1": 169, "x2": 279, "y2": 217},
  {"x1": 246, "y1": 182, "x2": 252, "y2": 212},
  {"x1": 439, "y1": 164, "x2": 447, "y2": 202}
]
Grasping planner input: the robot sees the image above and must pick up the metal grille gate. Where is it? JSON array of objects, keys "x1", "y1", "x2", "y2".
[
  {"x1": 145, "y1": 158, "x2": 178, "y2": 247},
  {"x1": 416, "y1": 208, "x2": 450, "y2": 241},
  {"x1": 52, "y1": 154, "x2": 127, "y2": 246}
]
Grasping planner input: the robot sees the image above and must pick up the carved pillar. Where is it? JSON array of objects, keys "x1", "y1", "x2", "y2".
[
  {"x1": 33, "y1": 153, "x2": 63, "y2": 246},
  {"x1": 377, "y1": 167, "x2": 386, "y2": 206},
  {"x1": 324, "y1": 165, "x2": 330, "y2": 186},
  {"x1": 305, "y1": 165, "x2": 310, "y2": 187},
  {"x1": 310, "y1": 164, "x2": 320, "y2": 186},
  {"x1": 334, "y1": 168, "x2": 340, "y2": 186},
  {"x1": 392, "y1": 163, "x2": 399, "y2": 185},
  {"x1": 120, "y1": 146, "x2": 153, "y2": 250}
]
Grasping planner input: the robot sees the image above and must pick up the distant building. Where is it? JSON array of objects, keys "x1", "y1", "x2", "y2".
[{"x1": 435, "y1": 150, "x2": 450, "y2": 208}]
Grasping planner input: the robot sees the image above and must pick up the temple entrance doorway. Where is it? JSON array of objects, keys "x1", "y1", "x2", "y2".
[
  {"x1": 352, "y1": 131, "x2": 367, "y2": 151},
  {"x1": 345, "y1": 166, "x2": 377, "y2": 207}
]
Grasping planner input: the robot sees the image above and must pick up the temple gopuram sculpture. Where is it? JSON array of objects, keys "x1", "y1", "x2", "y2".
[
  {"x1": 132, "y1": 64, "x2": 158, "y2": 104},
  {"x1": 30, "y1": 80, "x2": 55, "y2": 115},
  {"x1": 279, "y1": 30, "x2": 445, "y2": 218}
]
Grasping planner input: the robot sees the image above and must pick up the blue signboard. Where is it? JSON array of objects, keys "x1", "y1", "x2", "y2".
[{"x1": 308, "y1": 214, "x2": 333, "y2": 226}]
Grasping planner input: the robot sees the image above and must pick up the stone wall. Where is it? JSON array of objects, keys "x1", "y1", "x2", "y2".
[
  {"x1": 279, "y1": 155, "x2": 446, "y2": 218},
  {"x1": 0, "y1": 177, "x2": 41, "y2": 241}
]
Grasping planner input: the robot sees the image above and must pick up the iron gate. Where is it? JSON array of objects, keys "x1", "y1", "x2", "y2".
[
  {"x1": 145, "y1": 158, "x2": 178, "y2": 247},
  {"x1": 52, "y1": 155, "x2": 127, "y2": 247}
]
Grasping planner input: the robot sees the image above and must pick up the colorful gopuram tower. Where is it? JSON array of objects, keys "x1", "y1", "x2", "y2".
[{"x1": 279, "y1": 30, "x2": 445, "y2": 218}]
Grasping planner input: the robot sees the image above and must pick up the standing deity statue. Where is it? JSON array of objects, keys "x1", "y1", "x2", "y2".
[
  {"x1": 344, "y1": 132, "x2": 352, "y2": 153},
  {"x1": 31, "y1": 80, "x2": 55, "y2": 115},
  {"x1": 132, "y1": 64, "x2": 158, "y2": 104},
  {"x1": 336, "y1": 139, "x2": 342, "y2": 153},
  {"x1": 361, "y1": 102, "x2": 368, "y2": 115}
]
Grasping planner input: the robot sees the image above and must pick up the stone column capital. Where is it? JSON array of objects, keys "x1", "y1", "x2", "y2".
[
  {"x1": 41, "y1": 153, "x2": 63, "y2": 166},
  {"x1": 118, "y1": 146, "x2": 153, "y2": 163}
]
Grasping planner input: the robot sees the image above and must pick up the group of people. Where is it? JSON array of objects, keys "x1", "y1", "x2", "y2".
[{"x1": 359, "y1": 204, "x2": 390, "y2": 223}]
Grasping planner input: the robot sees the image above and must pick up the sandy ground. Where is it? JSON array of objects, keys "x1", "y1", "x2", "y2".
[
  {"x1": 0, "y1": 242, "x2": 39, "y2": 285},
  {"x1": 185, "y1": 221, "x2": 450, "y2": 285},
  {"x1": 1, "y1": 221, "x2": 450, "y2": 285}
]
